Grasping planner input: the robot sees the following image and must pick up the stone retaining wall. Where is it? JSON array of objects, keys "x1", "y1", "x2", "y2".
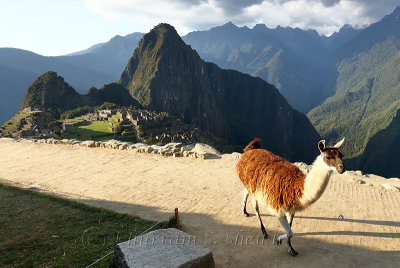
[{"x1": 16, "y1": 138, "x2": 221, "y2": 160}]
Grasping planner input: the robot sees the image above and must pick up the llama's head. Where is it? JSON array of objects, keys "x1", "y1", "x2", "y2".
[{"x1": 318, "y1": 138, "x2": 346, "y2": 174}]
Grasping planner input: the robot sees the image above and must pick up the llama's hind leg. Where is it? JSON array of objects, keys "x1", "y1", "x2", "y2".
[
  {"x1": 276, "y1": 217, "x2": 298, "y2": 256},
  {"x1": 242, "y1": 188, "x2": 250, "y2": 217},
  {"x1": 251, "y1": 196, "x2": 268, "y2": 239}
]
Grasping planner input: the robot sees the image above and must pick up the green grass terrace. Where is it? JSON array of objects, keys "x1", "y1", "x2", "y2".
[
  {"x1": 0, "y1": 183, "x2": 172, "y2": 267},
  {"x1": 62, "y1": 121, "x2": 114, "y2": 141}
]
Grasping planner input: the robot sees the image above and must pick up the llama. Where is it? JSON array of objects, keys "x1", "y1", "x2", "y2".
[{"x1": 236, "y1": 138, "x2": 345, "y2": 256}]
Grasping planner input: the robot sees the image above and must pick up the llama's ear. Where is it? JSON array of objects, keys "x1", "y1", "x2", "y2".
[
  {"x1": 318, "y1": 140, "x2": 326, "y2": 153},
  {"x1": 333, "y1": 138, "x2": 345, "y2": 149}
]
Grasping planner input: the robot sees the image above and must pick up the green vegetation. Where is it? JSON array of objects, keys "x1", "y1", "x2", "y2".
[
  {"x1": 96, "y1": 102, "x2": 118, "y2": 110},
  {"x1": 308, "y1": 37, "x2": 400, "y2": 158},
  {"x1": 86, "y1": 83, "x2": 142, "y2": 108},
  {"x1": 357, "y1": 108, "x2": 400, "y2": 177},
  {"x1": 60, "y1": 114, "x2": 136, "y2": 142},
  {"x1": 62, "y1": 115, "x2": 87, "y2": 124},
  {"x1": 0, "y1": 183, "x2": 172, "y2": 267},
  {"x1": 119, "y1": 128, "x2": 137, "y2": 142},
  {"x1": 113, "y1": 124, "x2": 124, "y2": 135},
  {"x1": 144, "y1": 137, "x2": 158, "y2": 145},
  {"x1": 62, "y1": 121, "x2": 113, "y2": 141},
  {"x1": 61, "y1": 106, "x2": 90, "y2": 120}
]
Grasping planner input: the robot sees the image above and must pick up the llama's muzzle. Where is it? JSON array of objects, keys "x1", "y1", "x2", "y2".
[{"x1": 336, "y1": 163, "x2": 346, "y2": 174}]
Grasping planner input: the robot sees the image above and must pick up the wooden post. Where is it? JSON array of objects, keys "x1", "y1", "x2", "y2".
[{"x1": 175, "y1": 208, "x2": 180, "y2": 229}]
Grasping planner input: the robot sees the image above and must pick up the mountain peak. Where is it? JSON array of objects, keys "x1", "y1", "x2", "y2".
[
  {"x1": 20, "y1": 71, "x2": 82, "y2": 111},
  {"x1": 224, "y1": 21, "x2": 236, "y2": 27},
  {"x1": 252, "y1": 23, "x2": 269, "y2": 32},
  {"x1": 152, "y1": 23, "x2": 178, "y2": 33},
  {"x1": 120, "y1": 22, "x2": 199, "y2": 105},
  {"x1": 392, "y1": 6, "x2": 400, "y2": 15},
  {"x1": 139, "y1": 23, "x2": 181, "y2": 48}
]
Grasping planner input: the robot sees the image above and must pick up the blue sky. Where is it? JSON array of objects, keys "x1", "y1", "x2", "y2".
[
  {"x1": 0, "y1": 0, "x2": 398, "y2": 56},
  {"x1": 0, "y1": 0, "x2": 154, "y2": 56}
]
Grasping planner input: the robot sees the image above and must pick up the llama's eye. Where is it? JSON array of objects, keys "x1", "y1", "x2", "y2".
[{"x1": 326, "y1": 156, "x2": 332, "y2": 160}]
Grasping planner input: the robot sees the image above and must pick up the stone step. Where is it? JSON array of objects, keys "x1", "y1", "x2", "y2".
[{"x1": 110, "y1": 228, "x2": 215, "y2": 268}]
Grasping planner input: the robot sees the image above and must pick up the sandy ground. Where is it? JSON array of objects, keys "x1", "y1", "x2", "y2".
[{"x1": 0, "y1": 138, "x2": 399, "y2": 267}]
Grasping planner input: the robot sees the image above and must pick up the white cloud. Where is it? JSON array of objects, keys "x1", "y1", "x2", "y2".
[{"x1": 85, "y1": 0, "x2": 399, "y2": 36}]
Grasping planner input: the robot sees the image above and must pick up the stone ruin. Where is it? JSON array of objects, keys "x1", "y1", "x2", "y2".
[{"x1": 17, "y1": 108, "x2": 52, "y2": 138}]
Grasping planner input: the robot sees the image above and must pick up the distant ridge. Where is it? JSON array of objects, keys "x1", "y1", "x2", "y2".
[{"x1": 182, "y1": 21, "x2": 333, "y2": 113}]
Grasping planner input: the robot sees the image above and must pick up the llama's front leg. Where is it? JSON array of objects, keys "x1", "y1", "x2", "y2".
[
  {"x1": 286, "y1": 212, "x2": 295, "y2": 227},
  {"x1": 242, "y1": 188, "x2": 250, "y2": 217},
  {"x1": 276, "y1": 217, "x2": 298, "y2": 256},
  {"x1": 251, "y1": 196, "x2": 268, "y2": 239}
]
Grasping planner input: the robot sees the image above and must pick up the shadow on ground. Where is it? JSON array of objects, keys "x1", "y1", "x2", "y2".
[{"x1": 75, "y1": 197, "x2": 400, "y2": 268}]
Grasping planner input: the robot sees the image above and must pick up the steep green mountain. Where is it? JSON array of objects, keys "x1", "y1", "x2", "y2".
[
  {"x1": 358, "y1": 107, "x2": 400, "y2": 178},
  {"x1": 308, "y1": 7, "x2": 400, "y2": 158},
  {"x1": 20, "y1": 72, "x2": 138, "y2": 116},
  {"x1": 121, "y1": 23, "x2": 321, "y2": 162},
  {"x1": 20, "y1": 71, "x2": 84, "y2": 112},
  {"x1": 183, "y1": 23, "x2": 332, "y2": 113}
]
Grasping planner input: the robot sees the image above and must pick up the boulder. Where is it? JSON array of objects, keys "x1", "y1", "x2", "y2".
[
  {"x1": 345, "y1": 170, "x2": 363, "y2": 176},
  {"x1": 196, "y1": 153, "x2": 216, "y2": 159},
  {"x1": 350, "y1": 178, "x2": 366, "y2": 184},
  {"x1": 192, "y1": 143, "x2": 220, "y2": 156},
  {"x1": 381, "y1": 184, "x2": 400, "y2": 192},
  {"x1": 182, "y1": 144, "x2": 195, "y2": 152},
  {"x1": 82, "y1": 140, "x2": 96, "y2": 148},
  {"x1": 145, "y1": 147, "x2": 154, "y2": 153},
  {"x1": 230, "y1": 152, "x2": 242, "y2": 159},
  {"x1": 119, "y1": 144, "x2": 128, "y2": 150},
  {"x1": 110, "y1": 228, "x2": 214, "y2": 268},
  {"x1": 364, "y1": 174, "x2": 386, "y2": 180}
]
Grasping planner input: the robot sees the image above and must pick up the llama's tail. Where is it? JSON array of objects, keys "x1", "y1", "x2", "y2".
[{"x1": 244, "y1": 138, "x2": 262, "y2": 152}]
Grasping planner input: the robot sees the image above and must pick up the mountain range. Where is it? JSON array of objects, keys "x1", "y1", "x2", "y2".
[
  {"x1": 1, "y1": 6, "x2": 400, "y2": 176},
  {"x1": 0, "y1": 13, "x2": 363, "y2": 125}
]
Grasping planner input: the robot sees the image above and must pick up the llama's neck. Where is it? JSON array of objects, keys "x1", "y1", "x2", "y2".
[{"x1": 300, "y1": 155, "x2": 333, "y2": 207}]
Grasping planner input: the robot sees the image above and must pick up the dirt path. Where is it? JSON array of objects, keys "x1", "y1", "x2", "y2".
[{"x1": 0, "y1": 139, "x2": 399, "y2": 267}]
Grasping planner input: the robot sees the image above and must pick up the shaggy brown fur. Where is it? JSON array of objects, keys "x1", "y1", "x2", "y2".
[
  {"x1": 236, "y1": 139, "x2": 305, "y2": 211},
  {"x1": 244, "y1": 138, "x2": 262, "y2": 152}
]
